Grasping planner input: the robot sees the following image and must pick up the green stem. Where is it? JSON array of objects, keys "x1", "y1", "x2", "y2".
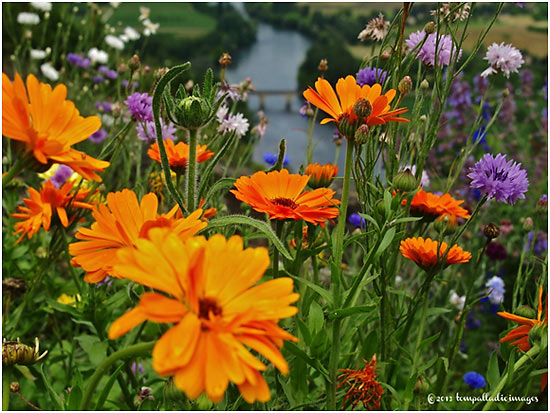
[
  {"x1": 482, "y1": 345, "x2": 540, "y2": 411},
  {"x1": 80, "y1": 341, "x2": 155, "y2": 410},
  {"x1": 305, "y1": 108, "x2": 318, "y2": 165},
  {"x1": 328, "y1": 138, "x2": 354, "y2": 410},
  {"x1": 273, "y1": 220, "x2": 284, "y2": 278},
  {"x1": 3, "y1": 368, "x2": 10, "y2": 411},
  {"x1": 2, "y1": 156, "x2": 28, "y2": 186},
  {"x1": 186, "y1": 128, "x2": 198, "y2": 211}
]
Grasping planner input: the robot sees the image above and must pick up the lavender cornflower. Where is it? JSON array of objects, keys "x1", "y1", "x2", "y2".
[
  {"x1": 122, "y1": 80, "x2": 139, "y2": 91},
  {"x1": 131, "y1": 362, "x2": 145, "y2": 375},
  {"x1": 527, "y1": 231, "x2": 548, "y2": 256},
  {"x1": 463, "y1": 372, "x2": 486, "y2": 389},
  {"x1": 520, "y1": 70, "x2": 533, "y2": 98},
  {"x1": 88, "y1": 128, "x2": 108, "y2": 143},
  {"x1": 48, "y1": 165, "x2": 73, "y2": 188},
  {"x1": 263, "y1": 152, "x2": 289, "y2": 167},
  {"x1": 66, "y1": 53, "x2": 91, "y2": 69},
  {"x1": 485, "y1": 276, "x2": 505, "y2": 305},
  {"x1": 299, "y1": 101, "x2": 312, "y2": 117},
  {"x1": 136, "y1": 120, "x2": 177, "y2": 143},
  {"x1": 95, "y1": 101, "x2": 112, "y2": 113},
  {"x1": 125, "y1": 92, "x2": 153, "y2": 122},
  {"x1": 348, "y1": 213, "x2": 366, "y2": 229},
  {"x1": 98, "y1": 65, "x2": 118, "y2": 79},
  {"x1": 467, "y1": 153, "x2": 529, "y2": 204},
  {"x1": 92, "y1": 75, "x2": 105, "y2": 84},
  {"x1": 406, "y1": 30, "x2": 462, "y2": 67},
  {"x1": 356, "y1": 67, "x2": 387, "y2": 87},
  {"x1": 480, "y1": 42, "x2": 524, "y2": 78}
]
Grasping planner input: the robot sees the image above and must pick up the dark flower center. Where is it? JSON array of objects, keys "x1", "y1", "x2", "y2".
[
  {"x1": 271, "y1": 197, "x2": 298, "y2": 209},
  {"x1": 486, "y1": 167, "x2": 509, "y2": 182},
  {"x1": 198, "y1": 297, "x2": 222, "y2": 320}
]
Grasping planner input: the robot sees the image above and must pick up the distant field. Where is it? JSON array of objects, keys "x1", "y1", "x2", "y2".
[
  {"x1": 303, "y1": 2, "x2": 400, "y2": 16},
  {"x1": 109, "y1": 3, "x2": 216, "y2": 39}
]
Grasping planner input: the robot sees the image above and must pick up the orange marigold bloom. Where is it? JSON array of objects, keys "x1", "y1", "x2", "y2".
[
  {"x1": 230, "y1": 169, "x2": 340, "y2": 225},
  {"x1": 409, "y1": 189, "x2": 471, "y2": 226},
  {"x1": 400, "y1": 237, "x2": 471, "y2": 269},
  {"x1": 303, "y1": 75, "x2": 409, "y2": 127},
  {"x1": 305, "y1": 162, "x2": 338, "y2": 189},
  {"x1": 2, "y1": 73, "x2": 110, "y2": 181},
  {"x1": 498, "y1": 286, "x2": 547, "y2": 352},
  {"x1": 147, "y1": 139, "x2": 214, "y2": 174},
  {"x1": 108, "y1": 229, "x2": 299, "y2": 403},
  {"x1": 69, "y1": 189, "x2": 206, "y2": 283},
  {"x1": 12, "y1": 180, "x2": 94, "y2": 244},
  {"x1": 337, "y1": 355, "x2": 384, "y2": 410}
]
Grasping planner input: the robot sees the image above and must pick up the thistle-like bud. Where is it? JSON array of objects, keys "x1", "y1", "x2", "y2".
[
  {"x1": 420, "y1": 79, "x2": 429, "y2": 90},
  {"x1": 2, "y1": 338, "x2": 48, "y2": 366},
  {"x1": 381, "y1": 50, "x2": 391, "y2": 60},
  {"x1": 318, "y1": 59, "x2": 328, "y2": 73},
  {"x1": 118, "y1": 63, "x2": 127, "y2": 73},
  {"x1": 336, "y1": 114, "x2": 357, "y2": 140},
  {"x1": 354, "y1": 124, "x2": 370, "y2": 145},
  {"x1": 398, "y1": 76, "x2": 413, "y2": 95},
  {"x1": 10, "y1": 382, "x2": 20, "y2": 393},
  {"x1": 536, "y1": 195, "x2": 547, "y2": 213},
  {"x1": 154, "y1": 67, "x2": 169, "y2": 80},
  {"x1": 515, "y1": 305, "x2": 536, "y2": 319},
  {"x1": 483, "y1": 223, "x2": 500, "y2": 240},
  {"x1": 424, "y1": 21, "x2": 436, "y2": 34},
  {"x1": 502, "y1": 88, "x2": 510, "y2": 98},
  {"x1": 353, "y1": 98, "x2": 372, "y2": 119},
  {"x1": 393, "y1": 169, "x2": 418, "y2": 192},
  {"x1": 522, "y1": 217, "x2": 534, "y2": 231},
  {"x1": 176, "y1": 96, "x2": 210, "y2": 130},
  {"x1": 128, "y1": 54, "x2": 140, "y2": 72},
  {"x1": 218, "y1": 52, "x2": 232, "y2": 68}
]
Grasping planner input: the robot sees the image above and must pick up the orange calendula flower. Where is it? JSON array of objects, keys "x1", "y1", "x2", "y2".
[
  {"x1": 305, "y1": 162, "x2": 338, "y2": 189},
  {"x1": 337, "y1": 355, "x2": 384, "y2": 410},
  {"x1": 498, "y1": 286, "x2": 547, "y2": 352},
  {"x1": 147, "y1": 139, "x2": 214, "y2": 174},
  {"x1": 400, "y1": 237, "x2": 471, "y2": 269},
  {"x1": 408, "y1": 189, "x2": 471, "y2": 226},
  {"x1": 230, "y1": 169, "x2": 340, "y2": 225},
  {"x1": 12, "y1": 180, "x2": 94, "y2": 244},
  {"x1": 303, "y1": 75, "x2": 409, "y2": 127},
  {"x1": 2, "y1": 73, "x2": 110, "y2": 181},
  {"x1": 108, "y1": 229, "x2": 299, "y2": 403},
  {"x1": 69, "y1": 189, "x2": 206, "y2": 283}
]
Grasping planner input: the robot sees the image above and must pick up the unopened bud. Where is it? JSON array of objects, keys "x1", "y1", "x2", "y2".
[
  {"x1": 144, "y1": 65, "x2": 151, "y2": 74},
  {"x1": 336, "y1": 114, "x2": 357, "y2": 140},
  {"x1": 414, "y1": 376, "x2": 429, "y2": 394},
  {"x1": 354, "y1": 124, "x2": 370, "y2": 145},
  {"x1": 381, "y1": 50, "x2": 391, "y2": 60},
  {"x1": 393, "y1": 169, "x2": 417, "y2": 192},
  {"x1": 128, "y1": 54, "x2": 140, "y2": 72},
  {"x1": 523, "y1": 217, "x2": 533, "y2": 231},
  {"x1": 420, "y1": 79, "x2": 429, "y2": 90},
  {"x1": 353, "y1": 98, "x2": 372, "y2": 119},
  {"x1": 318, "y1": 59, "x2": 328, "y2": 73},
  {"x1": 502, "y1": 88, "x2": 510, "y2": 98},
  {"x1": 398, "y1": 76, "x2": 413, "y2": 94},
  {"x1": 117, "y1": 63, "x2": 127, "y2": 73},
  {"x1": 483, "y1": 223, "x2": 500, "y2": 239},
  {"x1": 10, "y1": 382, "x2": 20, "y2": 393},
  {"x1": 424, "y1": 21, "x2": 436, "y2": 34},
  {"x1": 305, "y1": 107, "x2": 314, "y2": 117},
  {"x1": 154, "y1": 67, "x2": 169, "y2": 80},
  {"x1": 218, "y1": 52, "x2": 232, "y2": 68},
  {"x1": 419, "y1": 114, "x2": 427, "y2": 122},
  {"x1": 536, "y1": 195, "x2": 548, "y2": 212}
]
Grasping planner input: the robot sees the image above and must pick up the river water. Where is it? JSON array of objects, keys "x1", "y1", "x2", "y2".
[{"x1": 225, "y1": 8, "x2": 344, "y2": 171}]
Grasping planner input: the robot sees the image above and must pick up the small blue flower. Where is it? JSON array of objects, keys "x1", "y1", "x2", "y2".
[
  {"x1": 348, "y1": 213, "x2": 366, "y2": 229},
  {"x1": 263, "y1": 152, "x2": 289, "y2": 167},
  {"x1": 463, "y1": 372, "x2": 486, "y2": 389}
]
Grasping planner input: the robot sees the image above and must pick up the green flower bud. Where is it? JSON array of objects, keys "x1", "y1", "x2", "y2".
[
  {"x1": 515, "y1": 305, "x2": 536, "y2": 319},
  {"x1": 176, "y1": 96, "x2": 210, "y2": 130},
  {"x1": 2, "y1": 338, "x2": 47, "y2": 366},
  {"x1": 354, "y1": 124, "x2": 370, "y2": 145},
  {"x1": 424, "y1": 21, "x2": 436, "y2": 34},
  {"x1": 393, "y1": 169, "x2": 418, "y2": 193},
  {"x1": 336, "y1": 114, "x2": 357, "y2": 140},
  {"x1": 522, "y1": 217, "x2": 533, "y2": 231},
  {"x1": 195, "y1": 393, "x2": 213, "y2": 410},
  {"x1": 128, "y1": 54, "x2": 140, "y2": 72},
  {"x1": 483, "y1": 223, "x2": 500, "y2": 240},
  {"x1": 420, "y1": 79, "x2": 429, "y2": 90},
  {"x1": 398, "y1": 76, "x2": 413, "y2": 95}
]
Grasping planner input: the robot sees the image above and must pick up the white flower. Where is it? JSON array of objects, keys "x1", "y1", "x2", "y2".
[
  {"x1": 17, "y1": 12, "x2": 40, "y2": 25},
  {"x1": 481, "y1": 42, "x2": 524, "y2": 79},
  {"x1": 123, "y1": 26, "x2": 140, "y2": 41},
  {"x1": 142, "y1": 19, "x2": 159, "y2": 36},
  {"x1": 449, "y1": 291, "x2": 466, "y2": 311},
  {"x1": 139, "y1": 6, "x2": 150, "y2": 21},
  {"x1": 30, "y1": 49, "x2": 47, "y2": 60},
  {"x1": 216, "y1": 105, "x2": 229, "y2": 123},
  {"x1": 395, "y1": 275, "x2": 403, "y2": 287},
  {"x1": 405, "y1": 165, "x2": 430, "y2": 188},
  {"x1": 105, "y1": 35, "x2": 124, "y2": 50},
  {"x1": 110, "y1": 2, "x2": 120, "y2": 8},
  {"x1": 40, "y1": 63, "x2": 59, "y2": 81},
  {"x1": 216, "y1": 106, "x2": 249, "y2": 137},
  {"x1": 31, "y1": 2, "x2": 52, "y2": 12},
  {"x1": 88, "y1": 47, "x2": 108, "y2": 64},
  {"x1": 485, "y1": 276, "x2": 506, "y2": 305},
  {"x1": 100, "y1": 114, "x2": 115, "y2": 128},
  {"x1": 232, "y1": 113, "x2": 249, "y2": 137}
]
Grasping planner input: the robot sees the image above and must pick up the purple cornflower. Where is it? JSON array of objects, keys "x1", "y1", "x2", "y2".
[
  {"x1": 356, "y1": 67, "x2": 387, "y2": 87},
  {"x1": 406, "y1": 30, "x2": 462, "y2": 67},
  {"x1": 463, "y1": 372, "x2": 486, "y2": 389},
  {"x1": 136, "y1": 120, "x2": 177, "y2": 143},
  {"x1": 95, "y1": 101, "x2": 112, "y2": 113},
  {"x1": 97, "y1": 276, "x2": 113, "y2": 288},
  {"x1": 49, "y1": 165, "x2": 73, "y2": 188},
  {"x1": 467, "y1": 153, "x2": 529, "y2": 204},
  {"x1": 88, "y1": 128, "x2": 108, "y2": 143},
  {"x1": 125, "y1": 92, "x2": 153, "y2": 122},
  {"x1": 92, "y1": 75, "x2": 105, "y2": 84},
  {"x1": 66, "y1": 53, "x2": 91, "y2": 69},
  {"x1": 481, "y1": 42, "x2": 524, "y2": 78},
  {"x1": 122, "y1": 80, "x2": 139, "y2": 91},
  {"x1": 299, "y1": 101, "x2": 312, "y2": 117},
  {"x1": 486, "y1": 241, "x2": 507, "y2": 261},
  {"x1": 527, "y1": 231, "x2": 548, "y2": 256},
  {"x1": 348, "y1": 213, "x2": 366, "y2": 229},
  {"x1": 98, "y1": 65, "x2": 118, "y2": 79},
  {"x1": 131, "y1": 362, "x2": 145, "y2": 375},
  {"x1": 263, "y1": 152, "x2": 289, "y2": 167}
]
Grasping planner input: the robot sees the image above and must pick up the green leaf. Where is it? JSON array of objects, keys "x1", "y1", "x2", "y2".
[
  {"x1": 487, "y1": 351, "x2": 500, "y2": 390},
  {"x1": 277, "y1": 376, "x2": 297, "y2": 407},
  {"x1": 75, "y1": 335, "x2": 108, "y2": 366},
  {"x1": 94, "y1": 363, "x2": 126, "y2": 410},
  {"x1": 201, "y1": 178, "x2": 236, "y2": 209},
  {"x1": 374, "y1": 227, "x2": 396, "y2": 260},
  {"x1": 418, "y1": 354, "x2": 438, "y2": 374},
  {"x1": 505, "y1": 349, "x2": 516, "y2": 387},
  {"x1": 284, "y1": 342, "x2": 330, "y2": 381},
  {"x1": 296, "y1": 318, "x2": 311, "y2": 346},
  {"x1": 391, "y1": 216, "x2": 422, "y2": 225},
  {"x1": 308, "y1": 301, "x2": 324, "y2": 334},
  {"x1": 67, "y1": 384, "x2": 83, "y2": 411},
  {"x1": 286, "y1": 273, "x2": 332, "y2": 305},
  {"x1": 419, "y1": 332, "x2": 441, "y2": 351},
  {"x1": 197, "y1": 133, "x2": 237, "y2": 200},
  {"x1": 426, "y1": 307, "x2": 452, "y2": 317},
  {"x1": 266, "y1": 139, "x2": 287, "y2": 172},
  {"x1": 202, "y1": 68, "x2": 214, "y2": 101},
  {"x1": 358, "y1": 213, "x2": 380, "y2": 232},
  {"x1": 39, "y1": 364, "x2": 64, "y2": 410},
  {"x1": 14, "y1": 365, "x2": 36, "y2": 381},
  {"x1": 383, "y1": 190, "x2": 392, "y2": 220},
  {"x1": 328, "y1": 304, "x2": 376, "y2": 321},
  {"x1": 206, "y1": 215, "x2": 293, "y2": 261}
]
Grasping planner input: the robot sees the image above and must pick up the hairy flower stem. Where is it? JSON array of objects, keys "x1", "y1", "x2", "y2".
[
  {"x1": 305, "y1": 107, "x2": 319, "y2": 165},
  {"x1": 482, "y1": 345, "x2": 540, "y2": 411},
  {"x1": 80, "y1": 341, "x2": 155, "y2": 410},
  {"x1": 2, "y1": 156, "x2": 28, "y2": 186},
  {"x1": 186, "y1": 128, "x2": 199, "y2": 211},
  {"x1": 273, "y1": 220, "x2": 284, "y2": 278},
  {"x1": 328, "y1": 138, "x2": 354, "y2": 410}
]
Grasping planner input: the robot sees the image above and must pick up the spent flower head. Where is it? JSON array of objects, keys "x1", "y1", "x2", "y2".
[{"x1": 481, "y1": 42, "x2": 524, "y2": 79}]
